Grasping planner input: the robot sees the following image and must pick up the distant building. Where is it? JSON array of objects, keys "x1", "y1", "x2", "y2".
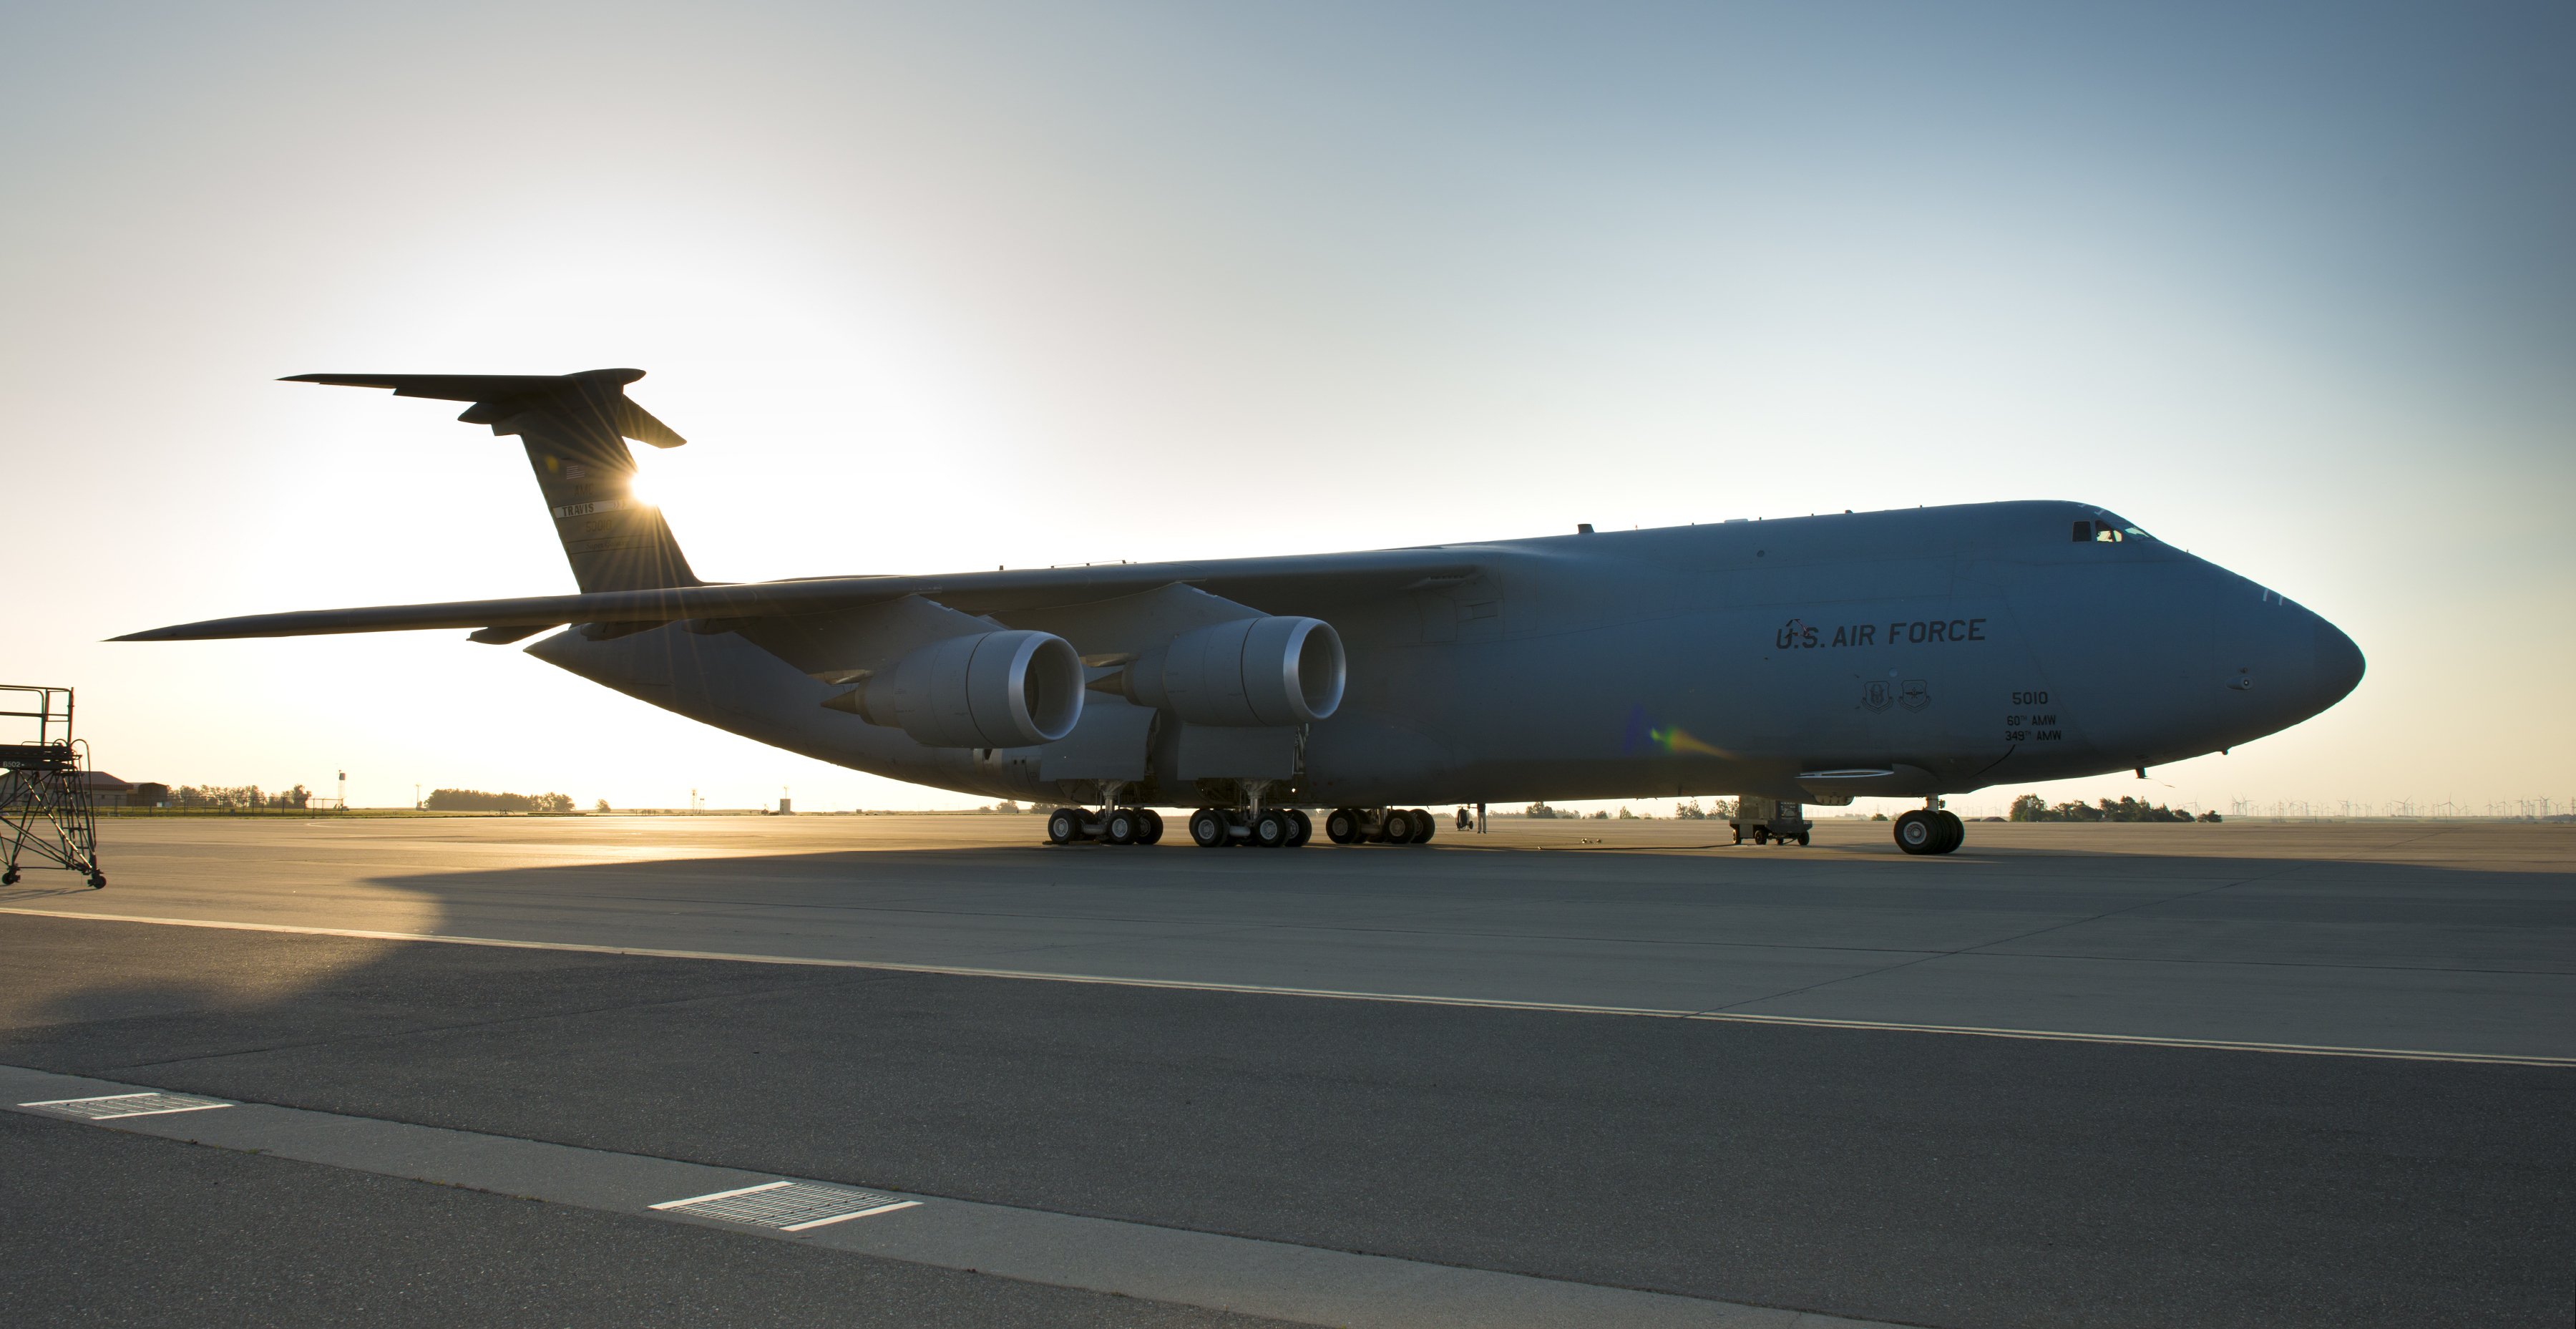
[{"x1": 73, "y1": 771, "x2": 137, "y2": 808}]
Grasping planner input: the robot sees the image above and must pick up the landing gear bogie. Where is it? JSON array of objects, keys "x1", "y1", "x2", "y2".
[
  {"x1": 1183, "y1": 805, "x2": 1314, "y2": 848},
  {"x1": 1894, "y1": 806, "x2": 1965, "y2": 855},
  {"x1": 1319, "y1": 807, "x2": 1438, "y2": 846},
  {"x1": 1046, "y1": 806, "x2": 1168, "y2": 847}
]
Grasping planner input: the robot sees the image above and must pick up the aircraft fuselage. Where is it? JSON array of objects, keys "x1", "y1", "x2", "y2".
[{"x1": 532, "y1": 500, "x2": 2363, "y2": 809}]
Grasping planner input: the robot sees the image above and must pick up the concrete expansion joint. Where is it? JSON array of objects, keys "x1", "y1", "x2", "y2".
[{"x1": 1, "y1": 1062, "x2": 1903, "y2": 1329}]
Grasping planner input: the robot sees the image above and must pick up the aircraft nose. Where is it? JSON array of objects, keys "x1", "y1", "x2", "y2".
[{"x1": 2311, "y1": 613, "x2": 2366, "y2": 708}]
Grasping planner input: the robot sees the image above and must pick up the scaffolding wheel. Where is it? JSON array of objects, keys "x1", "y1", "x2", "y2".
[
  {"x1": 2, "y1": 870, "x2": 18, "y2": 886},
  {"x1": 88, "y1": 873, "x2": 107, "y2": 889}
]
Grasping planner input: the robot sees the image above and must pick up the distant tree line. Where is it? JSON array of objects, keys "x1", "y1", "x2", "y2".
[
  {"x1": 425, "y1": 788, "x2": 577, "y2": 813},
  {"x1": 172, "y1": 784, "x2": 310, "y2": 809},
  {"x1": 1522, "y1": 803, "x2": 1615, "y2": 819},
  {"x1": 2010, "y1": 794, "x2": 2218, "y2": 823}
]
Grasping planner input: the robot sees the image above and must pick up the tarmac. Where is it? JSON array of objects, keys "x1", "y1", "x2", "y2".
[{"x1": 3, "y1": 814, "x2": 2570, "y2": 1326}]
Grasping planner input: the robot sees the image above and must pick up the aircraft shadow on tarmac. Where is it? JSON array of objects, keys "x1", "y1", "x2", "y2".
[
  {"x1": 358, "y1": 841, "x2": 2576, "y2": 1012},
  {"x1": 9, "y1": 833, "x2": 2576, "y2": 1054}
]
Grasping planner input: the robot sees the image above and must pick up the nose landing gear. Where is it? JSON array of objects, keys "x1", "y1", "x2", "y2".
[{"x1": 1894, "y1": 801, "x2": 1964, "y2": 855}]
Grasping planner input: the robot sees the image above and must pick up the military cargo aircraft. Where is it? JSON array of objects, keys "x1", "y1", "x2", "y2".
[{"x1": 122, "y1": 369, "x2": 2365, "y2": 855}]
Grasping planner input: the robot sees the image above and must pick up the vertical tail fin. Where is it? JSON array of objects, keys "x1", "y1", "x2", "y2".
[{"x1": 283, "y1": 369, "x2": 702, "y2": 593}]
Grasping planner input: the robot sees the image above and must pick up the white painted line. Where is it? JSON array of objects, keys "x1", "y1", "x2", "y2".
[
  {"x1": 6, "y1": 905, "x2": 2568, "y2": 1068},
  {"x1": 653, "y1": 1179, "x2": 915, "y2": 1230},
  {"x1": 19, "y1": 1092, "x2": 234, "y2": 1119},
  {"x1": 649, "y1": 1179, "x2": 792, "y2": 1209},
  {"x1": 782, "y1": 1200, "x2": 921, "y2": 1231}
]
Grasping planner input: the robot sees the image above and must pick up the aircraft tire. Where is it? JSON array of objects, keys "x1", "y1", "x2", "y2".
[
  {"x1": 1934, "y1": 810, "x2": 1964, "y2": 854},
  {"x1": 1410, "y1": 811, "x2": 1435, "y2": 844},
  {"x1": 1252, "y1": 811, "x2": 1293, "y2": 847},
  {"x1": 1141, "y1": 809, "x2": 1165, "y2": 844},
  {"x1": 1189, "y1": 807, "x2": 1231, "y2": 848},
  {"x1": 1893, "y1": 810, "x2": 1941, "y2": 855},
  {"x1": 1104, "y1": 808, "x2": 1141, "y2": 845},
  {"x1": 1380, "y1": 809, "x2": 1415, "y2": 844},
  {"x1": 1287, "y1": 809, "x2": 1312, "y2": 847},
  {"x1": 1046, "y1": 807, "x2": 1084, "y2": 845},
  {"x1": 1325, "y1": 809, "x2": 1360, "y2": 844}
]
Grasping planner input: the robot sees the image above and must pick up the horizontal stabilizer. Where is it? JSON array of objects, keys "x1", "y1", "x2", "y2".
[{"x1": 282, "y1": 369, "x2": 687, "y2": 448}]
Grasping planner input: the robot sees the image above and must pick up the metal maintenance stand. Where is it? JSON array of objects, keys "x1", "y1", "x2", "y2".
[{"x1": 1, "y1": 685, "x2": 105, "y2": 888}]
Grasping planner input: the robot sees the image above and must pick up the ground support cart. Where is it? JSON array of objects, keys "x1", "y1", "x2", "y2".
[{"x1": 1729, "y1": 795, "x2": 1812, "y2": 847}]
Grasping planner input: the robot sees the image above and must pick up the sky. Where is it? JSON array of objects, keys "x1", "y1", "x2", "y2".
[{"x1": 2, "y1": 1, "x2": 2569, "y2": 815}]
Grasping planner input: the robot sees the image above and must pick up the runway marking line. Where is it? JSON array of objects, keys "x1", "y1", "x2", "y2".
[
  {"x1": 19, "y1": 1091, "x2": 235, "y2": 1120},
  {"x1": 651, "y1": 1179, "x2": 920, "y2": 1230},
  {"x1": 6, "y1": 905, "x2": 2570, "y2": 1069},
  {"x1": 650, "y1": 1179, "x2": 796, "y2": 1207}
]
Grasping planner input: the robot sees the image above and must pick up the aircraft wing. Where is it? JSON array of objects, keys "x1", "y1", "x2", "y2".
[{"x1": 113, "y1": 548, "x2": 1491, "y2": 642}]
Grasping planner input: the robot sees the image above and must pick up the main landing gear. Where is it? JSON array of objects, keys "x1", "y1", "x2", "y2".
[
  {"x1": 1045, "y1": 806, "x2": 1166, "y2": 846},
  {"x1": 1187, "y1": 806, "x2": 1312, "y2": 849},
  {"x1": 1893, "y1": 801, "x2": 1965, "y2": 856},
  {"x1": 1044, "y1": 803, "x2": 1439, "y2": 849},
  {"x1": 1322, "y1": 807, "x2": 1437, "y2": 846}
]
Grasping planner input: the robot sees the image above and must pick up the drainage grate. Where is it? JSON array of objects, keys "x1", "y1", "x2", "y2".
[
  {"x1": 20, "y1": 1092, "x2": 234, "y2": 1121},
  {"x1": 650, "y1": 1180, "x2": 919, "y2": 1231}
]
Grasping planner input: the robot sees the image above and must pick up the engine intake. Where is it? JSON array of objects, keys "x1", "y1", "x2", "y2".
[
  {"x1": 1119, "y1": 616, "x2": 1345, "y2": 726},
  {"x1": 848, "y1": 630, "x2": 1084, "y2": 748}
]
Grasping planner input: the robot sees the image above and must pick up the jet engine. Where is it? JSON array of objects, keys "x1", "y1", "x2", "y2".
[
  {"x1": 1116, "y1": 616, "x2": 1346, "y2": 726},
  {"x1": 845, "y1": 629, "x2": 1085, "y2": 748}
]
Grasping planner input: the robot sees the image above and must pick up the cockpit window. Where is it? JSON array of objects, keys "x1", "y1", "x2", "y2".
[{"x1": 2072, "y1": 518, "x2": 2152, "y2": 544}]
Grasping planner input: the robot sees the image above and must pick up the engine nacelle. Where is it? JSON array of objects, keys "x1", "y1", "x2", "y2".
[
  {"x1": 850, "y1": 630, "x2": 1084, "y2": 748},
  {"x1": 1121, "y1": 616, "x2": 1345, "y2": 726}
]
